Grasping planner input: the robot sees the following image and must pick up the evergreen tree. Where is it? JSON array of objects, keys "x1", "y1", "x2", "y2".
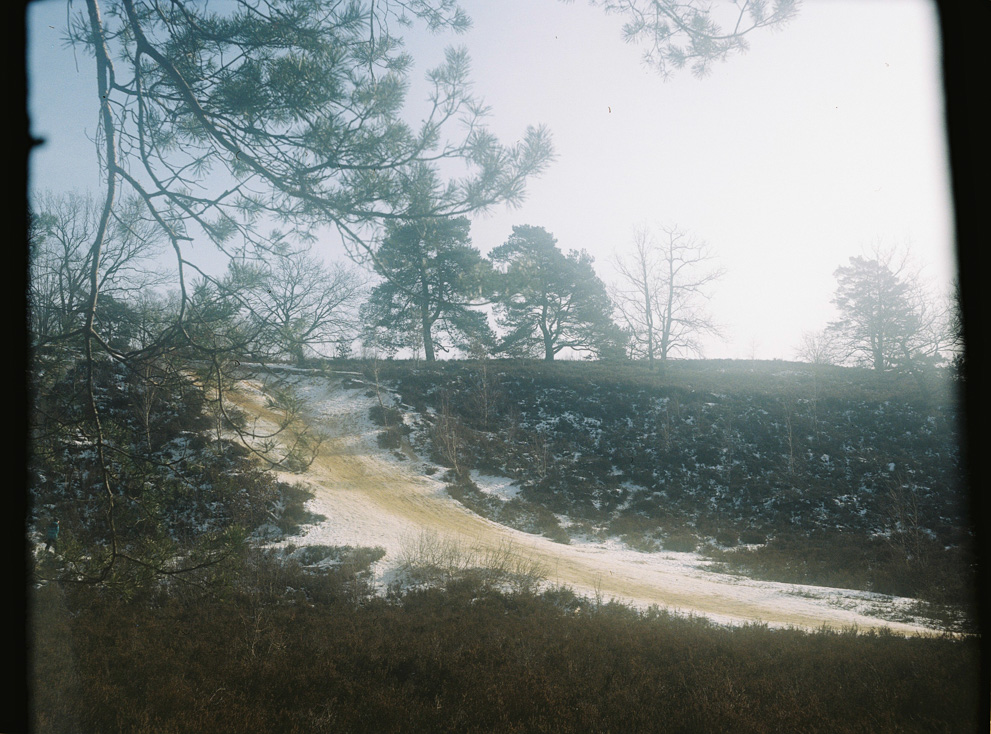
[
  {"x1": 362, "y1": 216, "x2": 492, "y2": 361},
  {"x1": 829, "y1": 252, "x2": 949, "y2": 372},
  {"x1": 491, "y1": 225, "x2": 624, "y2": 361}
]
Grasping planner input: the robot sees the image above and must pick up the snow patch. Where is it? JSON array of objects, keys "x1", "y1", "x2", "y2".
[
  {"x1": 241, "y1": 371, "x2": 940, "y2": 636},
  {"x1": 470, "y1": 471, "x2": 521, "y2": 502}
]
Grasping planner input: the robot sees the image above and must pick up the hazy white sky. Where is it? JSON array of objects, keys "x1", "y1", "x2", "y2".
[{"x1": 28, "y1": 0, "x2": 956, "y2": 360}]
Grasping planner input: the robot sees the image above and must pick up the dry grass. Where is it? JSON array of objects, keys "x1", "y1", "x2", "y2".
[
  {"x1": 30, "y1": 556, "x2": 983, "y2": 734},
  {"x1": 398, "y1": 529, "x2": 546, "y2": 594}
]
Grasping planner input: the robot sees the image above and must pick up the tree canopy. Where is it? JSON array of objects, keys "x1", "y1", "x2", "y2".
[
  {"x1": 29, "y1": 191, "x2": 164, "y2": 354},
  {"x1": 76, "y1": 0, "x2": 550, "y2": 317},
  {"x1": 828, "y1": 251, "x2": 950, "y2": 373},
  {"x1": 230, "y1": 244, "x2": 366, "y2": 365},
  {"x1": 361, "y1": 215, "x2": 493, "y2": 361},
  {"x1": 586, "y1": 0, "x2": 800, "y2": 78},
  {"x1": 491, "y1": 225, "x2": 624, "y2": 361},
  {"x1": 612, "y1": 223, "x2": 723, "y2": 365}
]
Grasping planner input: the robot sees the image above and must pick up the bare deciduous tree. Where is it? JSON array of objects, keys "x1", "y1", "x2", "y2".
[
  {"x1": 234, "y1": 244, "x2": 367, "y2": 366},
  {"x1": 612, "y1": 223, "x2": 724, "y2": 366},
  {"x1": 794, "y1": 328, "x2": 840, "y2": 366},
  {"x1": 29, "y1": 191, "x2": 165, "y2": 353}
]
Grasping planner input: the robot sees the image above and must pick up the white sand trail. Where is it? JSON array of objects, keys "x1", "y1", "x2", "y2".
[{"x1": 232, "y1": 374, "x2": 932, "y2": 635}]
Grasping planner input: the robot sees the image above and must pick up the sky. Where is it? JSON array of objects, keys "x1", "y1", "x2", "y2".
[{"x1": 27, "y1": 0, "x2": 956, "y2": 361}]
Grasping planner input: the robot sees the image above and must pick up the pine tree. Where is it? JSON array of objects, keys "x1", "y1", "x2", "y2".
[
  {"x1": 362, "y1": 216, "x2": 493, "y2": 361},
  {"x1": 491, "y1": 225, "x2": 624, "y2": 361}
]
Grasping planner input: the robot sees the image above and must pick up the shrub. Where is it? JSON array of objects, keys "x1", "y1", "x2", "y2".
[
  {"x1": 31, "y1": 569, "x2": 983, "y2": 734},
  {"x1": 714, "y1": 528, "x2": 739, "y2": 547},
  {"x1": 369, "y1": 404, "x2": 404, "y2": 427},
  {"x1": 377, "y1": 426, "x2": 404, "y2": 449},
  {"x1": 739, "y1": 528, "x2": 768, "y2": 545},
  {"x1": 663, "y1": 530, "x2": 699, "y2": 552}
]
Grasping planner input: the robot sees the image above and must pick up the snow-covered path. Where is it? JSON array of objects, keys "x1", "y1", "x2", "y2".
[{"x1": 233, "y1": 373, "x2": 933, "y2": 635}]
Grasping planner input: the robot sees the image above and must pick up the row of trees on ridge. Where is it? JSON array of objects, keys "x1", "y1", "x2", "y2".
[
  {"x1": 30, "y1": 198, "x2": 629, "y2": 365},
  {"x1": 362, "y1": 221, "x2": 626, "y2": 362},
  {"x1": 32, "y1": 189, "x2": 960, "y2": 372}
]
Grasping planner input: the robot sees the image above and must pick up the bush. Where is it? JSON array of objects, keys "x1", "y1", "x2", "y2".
[
  {"x1": 31, "y1": 568, "x2": 983, "y2": 734},
  {"x1": 714, "y1": 528, "x2": 739, "y2": 547},
  {"x1": 369, "y1": 404, "x2": 404, "y2": 427},
  {"x1": 662, "y1": 530, "x2": 698, "y2": 552},
  {"x1": 288, "y1": 544, "x2": 386, "y2": 572},
  {"x1": 739, "y1": 529, "x2": 767, "y2": 545},
  {"x1": 381, "y1": 358, "x2": 967, "y2": 616},
  {"x1": 377, "y1": 426, "x2": 404, "y2": 449}
]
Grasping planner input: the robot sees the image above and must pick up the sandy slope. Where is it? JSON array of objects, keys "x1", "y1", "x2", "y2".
[{"x1": 232, "y1": 372, "x2": 933, "y2": 635}]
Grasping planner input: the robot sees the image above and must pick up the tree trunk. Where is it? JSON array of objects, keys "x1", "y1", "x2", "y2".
[
  {"x1": 421, "y1": 308, "x2": 436, "y2": 362},
  {"x1": 422, "y1": 323, "x2": 436, "y2": 362},
  {"x1": 643, "y1": 260, "x2": 654, "y2": 368},
  {"x1": 420, "y1": 263, "x2": 436, "y2": 362},
  {"x1": 541, "y1": 302, "x2": 554, "y2": 361},
  {"x1": 292, "y1": 344, "x2": 306, "y2": 367}
]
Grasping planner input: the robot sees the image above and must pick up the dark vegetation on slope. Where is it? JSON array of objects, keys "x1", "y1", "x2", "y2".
[
  {"x1": 32, "y1": 557, "x2": 981, "y2": 734},
  {"x1": 28, "y1": 358, "x2": 982, "y2": 732},
  {"x1": 29, "y1": 358, "x2": 322, "y2": 590},
  {"x1": 366, "y1": 358, "x2": 975, "y2": 625}
]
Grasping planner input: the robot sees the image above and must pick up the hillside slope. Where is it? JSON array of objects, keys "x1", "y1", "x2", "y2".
[
  {"x1": 377, "y1": 359, "x2": 973, "y2": 622},
  {"x1": 233, "y1": 368, "x2": 950, "y2": 633}
]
